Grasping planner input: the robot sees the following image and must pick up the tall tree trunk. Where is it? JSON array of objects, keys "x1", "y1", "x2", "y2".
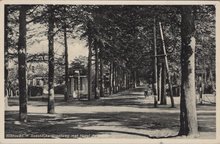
[
  {"x1": 203, "y1": 59, "x2": 206, "y2": 91},
  {"x1": 160, "y1": 63, "x2": 167, "y2": 105},
  {"x1": 48, "y1": 6, "x2": 55, "y2": 114},
  {"x1": 158, "y1": 64, "x2": 162, "y2": 101},
  {"x1": 133, "y1": 70, "x2": 137, "y2": 88},
  {"x1": 112, "y1": 62, "x2": 116, "y2": 93},
  {"x1": 179, "y1": 6, "x2": 198, "y2": 137},
  {"x1": 115, "y1": 67, "x2": 118, "y2": 92},
  {"x1": 87, "y1": 22, "x2": 93, "y2": 100},
  {"x1": 94, "y1": 40, "x2": 99, "y2": 99},
  {"x1": 130, "y1": 70, "x2": 134, "y2": 89},
  {"x1": 128, "y1": 71, "x2": 131, "y2": 89},
  {"x1": 109, "y1": 62, "x2": 113, "y2": 95},
  {"x1": 136, "y1": 71, "x2": 140, "y2": 87},
  {"x1": 209, "y1": 63, "x2": 215, "y2": 93},
  {"x1": 122, "y1": 71, "x2": 125, "y2": 90},
  {"x1": 153, "y1": 17, "x2": 158, "y2": 107},
  {"x1": 64, "y1": 22, "x2": 69, "y2": 102},
  {"x1": 18, "y1": 6, "x2": 28, "y2": 122},
  {"x1": 99, "y1": 54, "x2": 104, "y2": 97},
  {"x1": 119, "y1": 69, "x2": 123, "y2": 91},
  {"x1": 5, "y1": 6, "x2": 9, "y2": 109},
  {"x1": 125, "y1": 72, "x2": 128, "y2": 89},
  {"x1": 127, "y1": 72, "x2": 130, "y2": 89},
  {"x1": 118, "y1": 68, "x2": 121, "y2": 91}
]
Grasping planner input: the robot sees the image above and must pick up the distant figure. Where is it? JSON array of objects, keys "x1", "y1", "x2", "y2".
[{"x1": 144, "y1": 84, "x2": 152, "y2": 98}]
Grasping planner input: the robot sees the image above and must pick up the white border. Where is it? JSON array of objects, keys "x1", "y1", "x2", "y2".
[{"x1": 0, "y1": 1, "x2": 219, "y2": 144}]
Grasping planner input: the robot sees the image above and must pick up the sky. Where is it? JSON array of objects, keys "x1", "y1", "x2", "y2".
[
  {"x1": 26, "y1": 22, "x2": 88, "y2": 63},
  {"x1": 27, "y1": 37, "x2": 88, "y2": 63},
  {"x1": 8, "y1": 19, "x2": 89, "y2": 69},
  {"x1": 9, "y1": 37, "x2": 88, "y2": 69},
  {"x1": 7, "y1": 9, "x2": 89, "y2": 64}
]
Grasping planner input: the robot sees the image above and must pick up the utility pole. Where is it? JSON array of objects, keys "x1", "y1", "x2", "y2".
[{"x1": 159, "y1": 22, "x2": 175, "y2": 108}]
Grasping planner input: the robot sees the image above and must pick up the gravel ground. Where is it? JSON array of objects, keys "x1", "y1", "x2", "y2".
[{"x1": 5, "y1": 87, "x2": 216, "y2": 139}]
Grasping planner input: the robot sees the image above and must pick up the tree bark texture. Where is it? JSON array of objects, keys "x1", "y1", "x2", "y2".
[
  {"x1": 5, "y1": 6, "x2": 9, "y2": 109},
  {"x1": 179, "y1": 6, "x2": 198, "y2": 136},
  {"x1": 48, "y1": 5, "x2": 55, "y2": 114},
  {"x1": 112, "y1": 62, "x2": 116, "y2": 93},
  {"x1": 133, "y1": 70, "x2": 137, "y2": 88},
  {"x1": 109, "y1": 62, "x2": 113, "y2": 95},
  {"x1": 128, "y1": 72, "x2": 131, "y2": 89},
  {"x1": 123, "y1": 71, "x2": 126, "y2": 90},
  {"x1": 160, "y1": 63, "x2": 167, "y2": 105},
  {"x1": 99, "y1": 55, "x2": 104, "y2": 97},
  {"x1": 18, "y1": 6, "x2": 28, "y2": 122},
  {"x1": 87, "y1": 21, "x2": 93, "y2": 100},
  {"x1": 64, "y1": 22, "x2": 69, "y2": 102},
  {"x1": 115, "y1": 68, "x2": 118, "y2": 92},
  {"x1": 94, "y1": 40, "x2": 99, "y2": 99},
  {"x1": 153, "y1": 17, "x2": 158, "y2": 107},
  {"x1": 158, "y1": 64, "x2": 162, "y2": 101}
]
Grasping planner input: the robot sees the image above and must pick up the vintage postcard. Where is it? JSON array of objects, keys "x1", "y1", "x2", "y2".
[{"x1": 0, "y1": 0, "x2": 219, "y2": 144}]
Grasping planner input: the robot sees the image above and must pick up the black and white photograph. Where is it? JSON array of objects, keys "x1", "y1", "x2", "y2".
[{"x1": 1, "y1": 1, "x2": 219, "y2": 143}]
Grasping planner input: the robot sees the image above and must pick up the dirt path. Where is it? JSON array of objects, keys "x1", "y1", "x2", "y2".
[{"x1": 5, "y1": 86, "x2": 216, "y2": 139}]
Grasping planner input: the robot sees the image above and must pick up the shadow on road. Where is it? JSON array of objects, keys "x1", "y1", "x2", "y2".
[
  {"x1": 5, "y1": 86, "x2": 216, "y2": 139},
  {"x1": 5, "y1": 108, "x2": 215, "y2": 138}
]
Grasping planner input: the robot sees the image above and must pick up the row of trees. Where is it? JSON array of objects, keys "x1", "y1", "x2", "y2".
[{"x1": 5, "y1": 5, "x2": 215, "y2": 137}]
